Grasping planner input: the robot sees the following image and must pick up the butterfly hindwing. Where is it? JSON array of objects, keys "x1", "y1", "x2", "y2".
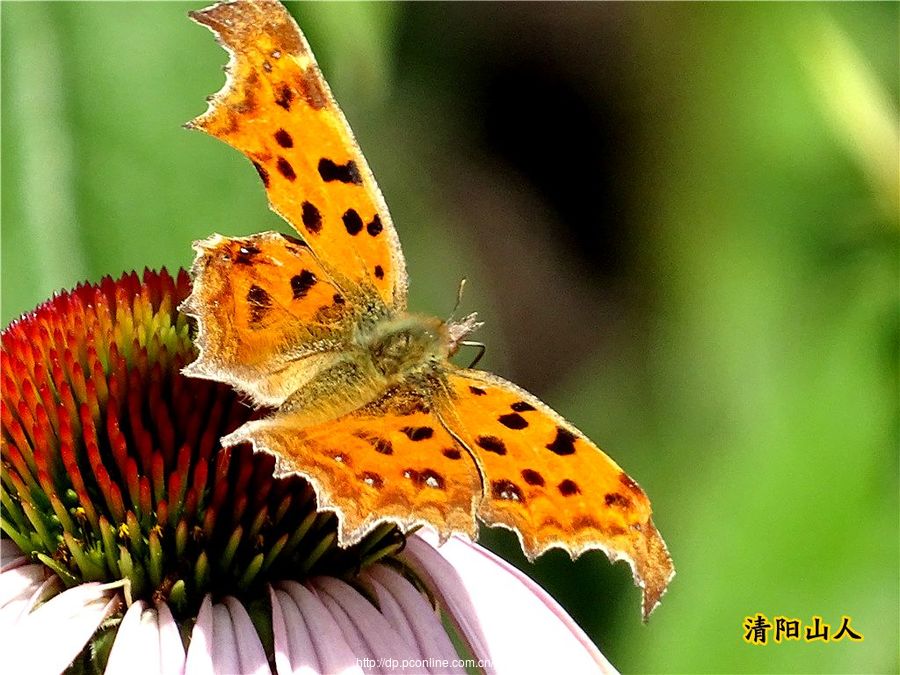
[
  {"x1": 222, "y1": 383, "x2": 481, "y2": 546},
  {"x1": 189, "y1": 0, "x2": 407, "y2": 308},
  {"x1": 442, "y1": 368, "x2": 674, "y2": 618},
  {"x1": 181, "y1": 231, "x2": 356, "y2": 406}
]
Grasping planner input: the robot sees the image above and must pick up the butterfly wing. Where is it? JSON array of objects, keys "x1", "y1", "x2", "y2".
[
  {"x1": 180, "y1": 231, "x2": 361, "y2": 406},
  {"x1": 442, "y1": 368, "x2": 674, "y2": 619},
  {"x1": 222, "y1": 382, "x2": 481, "y2": 546},
  {"x1": 189, "y1": 0, "x2": 407, "y2": 308}
]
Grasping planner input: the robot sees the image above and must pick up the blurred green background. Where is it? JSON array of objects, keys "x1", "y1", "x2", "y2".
[{"x1": 2, "y1": 2, "x2": 897, "y2": 672}]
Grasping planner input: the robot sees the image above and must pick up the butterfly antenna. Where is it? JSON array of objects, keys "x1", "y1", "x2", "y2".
[
  {"x1": 460, "y1": 340, "x2": 486, "y2": 369},
  {"x1": 449, "y1": 278, "x2": 468, "y2": 320}
]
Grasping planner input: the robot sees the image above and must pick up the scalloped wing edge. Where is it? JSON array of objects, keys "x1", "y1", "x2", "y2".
[
  {"x1": 220, "y1": 419, "x2": 482, "y2": 551},
  {"x1": 449, "y1": 368, "x2": 675, "y2": 620}
]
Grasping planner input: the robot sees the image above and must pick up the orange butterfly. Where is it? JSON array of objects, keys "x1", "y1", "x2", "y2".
[{"x1": 181, "y1": 0, "x2": 673, "y2": 618}]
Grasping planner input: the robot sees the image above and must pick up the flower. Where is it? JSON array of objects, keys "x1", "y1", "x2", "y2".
[{"x1": 1, "y1": 270, "x2": 614, "y2": 673}]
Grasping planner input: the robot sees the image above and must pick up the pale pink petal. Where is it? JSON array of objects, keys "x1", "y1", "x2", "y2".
[
  {"x1": 306, "y1": 582, "x2": 380, "y2": 675},
  {"x1": 184, "y1": 595, "x2": 215, "y2": 675},
  {"x1": 271, "y1": 586, "x2": 320, "y2": 675},
  {"x1": 223, "y1": 596, "x2": 270, "y2": 675},
  {"x1": 0, "y1": 563, "x2": 51, "y2": 607},
  {"x1": 0, "y1": 555, "x2": 28, "y2": 574},
  {"x1": 0, "y1": 539, "x2": 24, "y2": 566},
  {"x1": 359, "y1": 575, "x2": 420, "y2": 655},
  {"x1": 279, "y1": 580, "x2": 363, "y2": 675},
  {"x1": 403, "y1": 532, "x2": 618, "y2": 674},
  {"x1": 397, "y1": 539, "x2": 492, "y2": 668},
  {"x1": 103, "y1": 602, "x2": 185, "y2": 675},
  {"x1": 156, "y1": 602, "x2": 187, "y2": 675},
  {"x1": 106, "y1": 600, "x2": 161, "y2": 675},
  {"x1": 0, "y1": 572, "x2": 61, "y2": 634},
  {"x1": 364, "y1": 565, "x2": 462, "y2": 671},
  {"x1": 211, "y1": 602, "x2": 242, "y2": 674},
  {"x1": 312, "y1": 576, "x2": 420, "y2": 675},
  {"x1": 6, "y1": 582, "x2": 121, "y2": 674}
]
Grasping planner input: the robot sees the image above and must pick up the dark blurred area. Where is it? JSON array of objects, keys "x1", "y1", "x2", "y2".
[{"x1": 3, "y1": 3, "x2": 897, "y2": 672}]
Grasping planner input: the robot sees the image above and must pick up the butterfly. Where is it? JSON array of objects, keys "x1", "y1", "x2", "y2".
[{"x1": 180, "y1": 0, "x2": 673, "y2": 619}]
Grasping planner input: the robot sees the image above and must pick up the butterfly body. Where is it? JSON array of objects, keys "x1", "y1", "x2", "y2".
[
  {"x1": 184, "y1": 0, "x2": 674, "y2": 619},
  {"x1": 270, "y1": 311, "x2": 478, "y2": 429},
  {"x1": 356, "y1": 314, "x2": 453, "y2": 380}
]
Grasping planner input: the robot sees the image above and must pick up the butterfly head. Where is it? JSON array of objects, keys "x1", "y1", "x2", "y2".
[{"x1": 447, "y1": 312, "x2": 483, "y2": 356}]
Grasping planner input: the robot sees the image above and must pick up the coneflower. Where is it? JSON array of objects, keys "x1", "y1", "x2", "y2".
[{"x1": 1, "y1": 269, "x2": 614, "y2": 674}]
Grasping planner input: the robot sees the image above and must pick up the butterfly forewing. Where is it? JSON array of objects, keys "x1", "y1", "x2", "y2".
[{"x1": 188, "y1": 0, "x2": 407, "y2": 309}]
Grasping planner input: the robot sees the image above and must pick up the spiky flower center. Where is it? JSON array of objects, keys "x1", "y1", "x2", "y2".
[{"x1": 1, "y1": 270, "x2": 405, "y2": 627}]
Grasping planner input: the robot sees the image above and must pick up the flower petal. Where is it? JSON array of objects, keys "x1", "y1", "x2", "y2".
[
  {"x1": 0, "y1": 539, "x2": 26, "y2": 570},
  {"x1": 106, "y1": 600, "x2": 161, "y2": 675},
  {"x1": 6, "y1": 582, "x2": 121, "y2": 674},
  {"x1": 184, "y1": 595, "x2": 215, "y2": 675},
  {"x1": 312, "y1": 576, "x2": 421, "y2": 675},
  {"x1": 270, "y1": 586, "x2": 320, "y2": 674},
  {"x1": 156, "y1": 602, "x2": 187, "y2": 675},
  {"x1": 278, "y1": 580, "x2": 363, "y2": 675},
  {"x1": 0, "y1": 563, "x2": 52, "y2": 608},
  {"x1": 184, "y1": 596, "x2": 270, "y2": 675},
  {"x1": 359, "y1": 574, "x2": 421, "y2": 656},
  {"x1": 211, "y1": 602, "x2": 242, "y2": 673},
  {"x1": 364, "y1": 565, "x2": 462, "y2": 671},
  {"x1": 397, "y1": 538, "x2": 492, "y2": 667},
  {"x1": 402, "y1": 532, "x2": 618, "y2": 674},
  {"x1": 223, "y1": 596, "x2": 270, "y2": 675},
  {"x1": 0, "y1": 571, "x2": 61, "y2": 638}
]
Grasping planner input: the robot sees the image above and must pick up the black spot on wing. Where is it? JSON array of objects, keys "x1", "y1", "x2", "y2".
[
  {"x1": 468, "y1": 386, "x2": 486, "y2": 396},
  {"x1": 366, "y1": 215, "x2": 383, "y2": 237},
  {"x1": 604, "y1": 492, "x2": 632, "y2": 509},
  {"x1": 290, "y1": 270, "x2": 317, "y2": 300},
  {"x1": 521, "y1": 469, "x2": 544, "y2": 486},
  {"x1": 510, "y1": 401, "x2": 536, "y2": 412},
  {"x1": 546, "y1": 427, "x2": 577, "y2": 455},
  {"x1": 421, "y1": 469, "x2": 445, "y2": 490},
  {"x1": 361, "y1": 471, "x2": 384, "y2": 489},
  {"x1": 275, "y1": 83, "x2": 294, "y2": 110},
  {"x1": 318, "y1": 158, "x2": 362, "y2": 184},
  {"x1": 498, "y1": 413, "x2": 528, "y2": 430},
  {"x1": 234, "y1": 244, "x2": 261, "y2": 265},
  {"x1": 274, "y1": 129, "x2": 293, "y2": 148},
  {"x1": 374, "y1": 265, "x2": 384, "y2": 280},
  {"x1": 558, "y1": 479, "x2": 581, "y2": 497},
  {"x1": 491, "y1": 479, "x2": 525, "y2": 503},
  {"x1": 476, "y1": 435, "x2": 506, "y2": 455},
  {"x1": 342, "y1": 209, "x2": 363, "y2": 235},
  {"x1": 301, "y1": 201, "x2": 322, "y2": 234},
  {"x1": 372, "y1": 437, "x2": 393, "y2": 455},
  {"x1": 246, "y1": 285, "x2": 272, "y2": 324},
  {"x1": 277, "y1": 157, "x2": 296, "y2": 181},
  {"x1": 401, "y1": 426, "x2": 434, "y2": 441}
]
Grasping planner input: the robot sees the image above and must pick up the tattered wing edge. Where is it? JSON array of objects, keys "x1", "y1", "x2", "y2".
[
  {"x1": 219, "y1": 417, "x2": 483, "y2": 552},
  {"x1": 185, "y1": 0, "x2": 409, "y2": 310},
  {"x1": 449, "y1": 367, "x2": 675, "y2": 620}
]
